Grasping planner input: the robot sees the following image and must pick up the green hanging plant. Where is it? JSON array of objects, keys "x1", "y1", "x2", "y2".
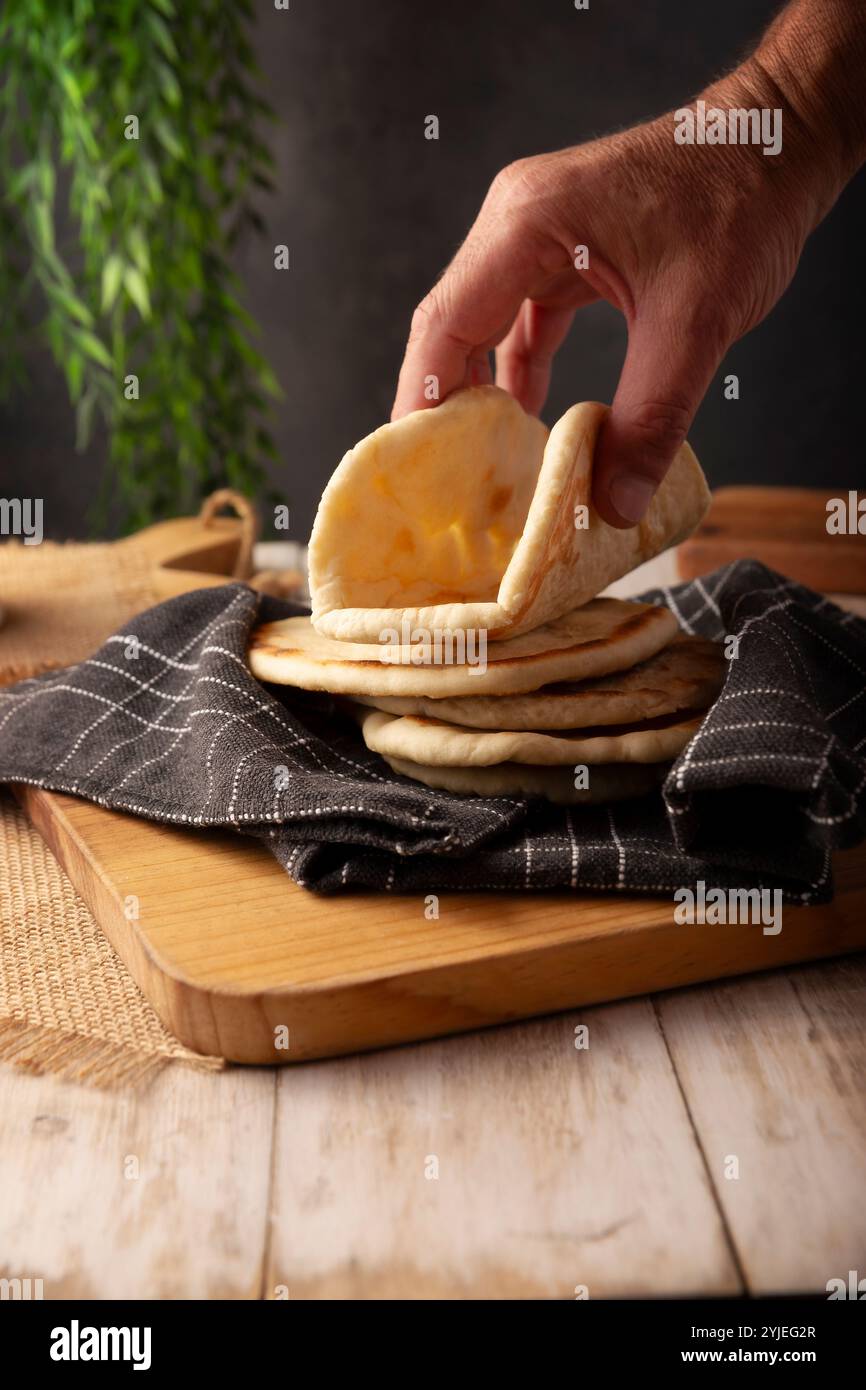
[{"x1": 0, "y1": 0, "x2": 282, "y2": 532}]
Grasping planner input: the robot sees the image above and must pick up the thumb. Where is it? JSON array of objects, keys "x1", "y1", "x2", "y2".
[{"x1": 592, "y1": 308, "x2": 724, "y2": 528}]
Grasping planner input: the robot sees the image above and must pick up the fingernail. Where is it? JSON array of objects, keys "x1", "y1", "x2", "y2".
[{"x1": 608, "y1": 473, "x2": 656, "y2": 525}]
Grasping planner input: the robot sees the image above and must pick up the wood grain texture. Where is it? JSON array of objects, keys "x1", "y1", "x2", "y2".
[
  {"x1": 657, "y1": 955, "x2": 866, "y2": 1295},
  {"x1": 677, "y1": 486, "x2": 866, "y2": 595},
  {"x1": 15, "y1": 785, "x2": 866, "y2": 1066},
  {"x1": 265, "y1": 1004, "x2": 741, "y2": 1299},
  {"x1": 0, "y1": 1062, "x2": 274, "y2": 1299},
  {"x1": 4, "y1": 955, "x2": 862, "y2": 1299}
]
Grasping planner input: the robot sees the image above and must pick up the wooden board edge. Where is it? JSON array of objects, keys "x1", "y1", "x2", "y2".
[{"x1": 13, "y1": 784, "x2": 866, "y2": 1065}]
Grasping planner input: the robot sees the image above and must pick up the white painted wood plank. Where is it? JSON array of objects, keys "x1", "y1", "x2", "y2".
[
  {"x1": 0, "y1": 1063, "x2": 275, "y2": 1299},
  {"x1": 267, "y1": 1003, "x2": 741, "y2": 1298},
  {"x1": 657, "y1": 956, "x2": 866, "y2": 1294}
]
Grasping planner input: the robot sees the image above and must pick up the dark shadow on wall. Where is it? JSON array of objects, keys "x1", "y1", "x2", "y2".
[{"x1": 1, "y1": 0, "x2": 863, "y2": 540}]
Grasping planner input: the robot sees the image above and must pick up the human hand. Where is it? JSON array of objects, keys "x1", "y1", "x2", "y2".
[{"x1": 392, "y1": 4, "x2": 863, "y2": 527}]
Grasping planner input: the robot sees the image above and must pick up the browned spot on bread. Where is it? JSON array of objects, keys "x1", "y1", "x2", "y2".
[
  {"x1": 489, "y1": 484, "x2": 513, "y2": 514},
  {"x1": 249, "y1": 638, "x2": 382, "y2": 666}
]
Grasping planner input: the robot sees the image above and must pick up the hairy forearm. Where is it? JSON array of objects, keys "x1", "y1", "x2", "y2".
[{"x1": 737, "y1": 0, "x2": 866, "y2": 223}]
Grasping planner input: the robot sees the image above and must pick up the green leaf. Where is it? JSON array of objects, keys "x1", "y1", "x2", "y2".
[
  {"x1": 41, "y1": 308, "x2": 61, "y2": 358},
  {"x1": 221, "y1": 293, "x2": 255, "y2": 331},
  {"x1": 1, "y1": 0, "x2": 280, "y2": 533},
  {"x1": 59, "y1": 34, "x2": 80, "y2": 63},
  {"x1": 127, "y1": 227, "x2": 150, "y2": 273},
  {"x1": 38, "y1": 160, "x2": 56, "y2": 202},
  {"x1": 257, "y1": 362, "x2": 282, "y2": 399},
  {"x1": 65, "y1": 350, "x2": 84, "y2": 403},
  {"x1": 75, "y1": 385, "x2": 98, "y2": 450},
  {"x1": 124, "y1": 265, "x2": 151, "y2": 318},
  {"x1": 155, "y1": 60, "x2": 181, "y2": 108},
  {"x1": 72, "y1": 328, "x2": 113, "y2": 369},
  {"x1": 101, "y1": 254, "x2": 124, "y2": 312},
  {"x1": 140, "y1": 158, "x2": 164, "y2": 204},
  {"x1": 47, "y1": 281, "x2": 94, "y2": 327},
  {"x1": 145, "y1": 11, "x2": 178, "y2": 61},
  {"x1": 7, "y1": 163, "x2": 38, "y2": 202},
  {"x1": 59, "y1": 67, "x2": 83, "y2": 109},
  {"x1": 30, "y1": 201, "x2": 55, "y2": 254},
  {"x1": 153, "y1": 117, "x2": 183, "y2": 160},
  {"x1": 255, "y1": 427, "x2": 280, "y2": 461}
]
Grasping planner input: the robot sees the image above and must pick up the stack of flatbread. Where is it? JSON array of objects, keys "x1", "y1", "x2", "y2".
[{"x1": 248, "y1": 387, "x2": 724, "y2": 804}]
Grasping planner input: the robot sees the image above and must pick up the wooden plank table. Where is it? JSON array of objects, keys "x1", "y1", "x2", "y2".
[{"x1": 1, "y1": 552, "x2": 864, "y2": 1299}]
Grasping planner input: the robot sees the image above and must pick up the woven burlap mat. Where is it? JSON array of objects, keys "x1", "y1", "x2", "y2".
[
  {"x1": 0, "y1": 518, "x2": 264, "y2": 1087},
  {"x1": 0, "y1": 538, "x2": 163, "y2": 685},
  {"x1": 0, "y1": 790, "x2": 223, "y2": 1087}
]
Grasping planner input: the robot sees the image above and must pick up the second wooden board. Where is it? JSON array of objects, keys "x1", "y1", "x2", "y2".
[{"x1": 16, "y1": 785, "x2": 866, "y2": 1065}]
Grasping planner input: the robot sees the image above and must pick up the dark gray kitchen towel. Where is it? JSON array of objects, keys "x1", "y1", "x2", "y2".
[{"x1": 0, "y1": 561, "x2": 863, "y2": 901}]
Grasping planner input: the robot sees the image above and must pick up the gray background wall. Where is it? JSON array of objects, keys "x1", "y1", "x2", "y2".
[{"x1": 2, "y1": 0, "x2": 863, "y2": 540}]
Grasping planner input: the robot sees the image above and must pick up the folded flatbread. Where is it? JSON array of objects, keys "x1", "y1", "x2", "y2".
[
  {"x1": 309, "y1": 386, "x2": 710, "y2": 641},
  {"x1": 247, "y1": 598, "x2": 679, "y2": 698}
]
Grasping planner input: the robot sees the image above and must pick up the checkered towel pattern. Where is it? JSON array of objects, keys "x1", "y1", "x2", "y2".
[{"x1": 1, "y1": 562, "x2": 863, "y2": 900}]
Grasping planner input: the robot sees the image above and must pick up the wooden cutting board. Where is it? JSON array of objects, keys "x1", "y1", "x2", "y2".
[
  {"x1": 677, "y1": 486, "x2": 866, "y2": 598},
  {"x1": 11, "y1": 487, "x2": 866, "y2": 1065},
  {"x1": 13, "y1": 783, "x2": 866, "y2": 1065}
]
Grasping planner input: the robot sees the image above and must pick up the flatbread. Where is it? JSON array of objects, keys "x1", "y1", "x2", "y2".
[
  {"x1": 356, "y1": 706, "x2": 703, "y2": 767},
  {"x1": 247, "y1": 598, "x2": 679, "y2": 698},
  {"x1": 382, "y1": 755, "x2": 670, "y2": 805},
  {"x1": 354, "y1": 635, "x2": 724, "y2": 729},
  {"x1": 309, "y1": 385, "x2": 710, "y2": 641}
]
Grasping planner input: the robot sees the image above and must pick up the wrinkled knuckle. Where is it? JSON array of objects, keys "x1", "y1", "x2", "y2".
[
  {"x1": 488, "y1": 158, "x2": 544, "y2": 213},
  {"x1": 631, "y1": 399, "x2": 692, "y2": 459},
  {"x1": 491, "y1": 158, "x2": 529, "y2": 194},
  {"x1": 409, "y1": 294, "x2": 440, "y2": 340}
]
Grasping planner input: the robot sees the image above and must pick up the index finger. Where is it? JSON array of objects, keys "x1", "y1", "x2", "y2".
[{"x1": 390, "y1": 227, "x2": 532, "y2": 420}]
